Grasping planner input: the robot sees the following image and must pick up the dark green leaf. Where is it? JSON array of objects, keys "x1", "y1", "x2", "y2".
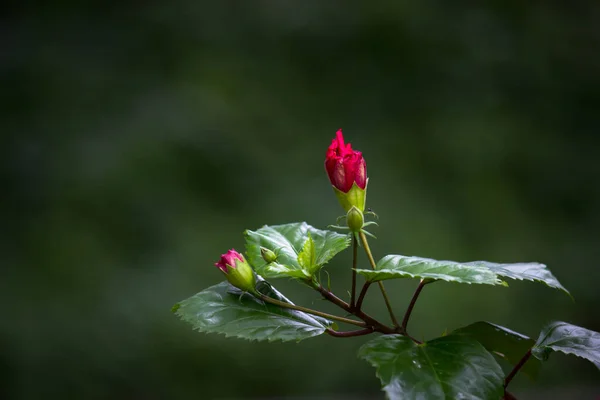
[
  {"x1": 358, "y1": 334, "x2": 504, "y2": 400},
  {"x1": 453, "y1": 321, "x2": 541, "y2": 379},
  {"x1": 173, "y1": 282, "x2": 332, "y2": 342},
  {"x1": 532, "y1": 321, "x2": 600, "y2": 369},
  {"x1": 465, "y1": 261, "x2": 570, "y2": 296},
  {"x1": 356, "y1": 254, "x2": 505, "y2": 286},
  {"x1": 245, "y1": 222, "x2": 350, "y2": 279}
]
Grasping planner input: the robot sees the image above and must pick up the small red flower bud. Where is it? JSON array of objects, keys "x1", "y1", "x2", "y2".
[
  {"x1": 215, "y1": 249, "x2": 256, "y2": 293},
  {"x1": 215, "y1": 249, "x2": 244, "y2": 273},
  {"x1": 325, "y1": 129, "x2": 369, "y2": 212},
  {"x1": 325, "y1": 129, "x2": 367, "y2": 193}
]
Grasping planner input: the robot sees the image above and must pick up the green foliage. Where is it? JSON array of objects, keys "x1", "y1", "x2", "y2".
[
  {"x1": 358, "y1": 334, "x2": 504, "y2": 400},
  {"x1": 172, "y1": 126, "x2": 593, "y2": 398},
  {"x1": 245, "y1": 222, "x2": 350, "y2": 279},
  {"x1": 465, "y1": 261, "x2": 570, "y2": 296},
  {"x1": 453, "y1": 321, "x2": 541, "y2": 378},
  {"x1": 356, "y1": 254, "x2": 505, "y2": 285},
  {"x1": 532, "y1": 321, "x2": 600, "y2": 369},
  {"x1": 297, "y1": 234, "x2": 317, "y2": 274},
  {"x1": 355, "y1": 255, "x2": 570, "y2": 297},
  {"x1": 173, "y1": 282, "x2": 332, "y2": 342}
]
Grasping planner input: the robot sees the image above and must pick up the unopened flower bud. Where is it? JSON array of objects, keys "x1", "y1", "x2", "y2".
[
  {"x1": 325, "y1": 129, "x2": 368, "y2": 212},
  {"x1": 260, "y1": 247, "x2": 277, "y2": 263},
  {"x1": 346, "y1": 206, "x2": 364, "y2": 232},
  {"x1": 215, "y1": 249, "x2": 257, "y2": 293}
]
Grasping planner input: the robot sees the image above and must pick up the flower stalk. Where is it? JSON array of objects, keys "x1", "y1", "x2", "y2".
[
  {"x1": 350, "y1": 235, "x2": 358, "y2": 308},
  {"x1": 359, "y1": 231, "x2": 400, "y2": 328}
]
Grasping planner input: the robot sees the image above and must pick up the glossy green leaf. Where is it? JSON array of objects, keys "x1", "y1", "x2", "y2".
[
  {"x1": 358, "y1": 334, "x2": 504, "y2": 400},
  {"x1": 173, "y1": 281, "x2": 332, "y2": 342},
  {"x1": 356, "y1": 254, "x2": 505, "y2": 286},
  {"x1": 453, "y1": 321, "x2": 541, "y2": 379},
  {"x1": 465, "y1": 261, "x2": 570, "y2": 296},
  {"x1": 261, "y1": 262, "x2": 309, "y2": 279},
  {"x1": 297, "y1": 234, "x2": 317, "y2": 273},
  {"x1": 245, "y1": 222, "x2": 350, "y2": 279},
  {"x1": 532, "y1": 321, "x2": 600, "y2": 369}
]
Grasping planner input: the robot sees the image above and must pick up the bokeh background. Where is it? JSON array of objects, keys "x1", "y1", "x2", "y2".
[{"x1": 3, "y1": 1, "x2": 600, "y2": 399}]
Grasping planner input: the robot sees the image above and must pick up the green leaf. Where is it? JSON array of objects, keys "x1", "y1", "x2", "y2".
[
  {"x1": 245, "y1": 222, "x2": 350, "y2": 279},
  {"x1": 358, "y1": 334, "x2": 504, "y2": 400},
  {"x1": 356, "y1": 254, "x2": 505, "y2": 286},
  {"x1": 297, "y1": 234, "x2": 317, "y2": 274},
  {"x1": 532, "y1": 321, "x2": 600, "y2": 369},
  {"x1": 260, "y1": 262, "x2": 309, "y2": 279},
  {"x1": 453, "y1": 321, "x2": 541, "y2": 379},
  {"x1": 173, "y1": 281, "x2": 332, "y2": 342},
  {"x1": 465, "y1": 261, "x2": 570, "y2": 296}
]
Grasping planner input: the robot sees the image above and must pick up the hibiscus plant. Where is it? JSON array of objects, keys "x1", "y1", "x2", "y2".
[{"x1": 173, "y1": 130, "x2": 599, "y2": 399}]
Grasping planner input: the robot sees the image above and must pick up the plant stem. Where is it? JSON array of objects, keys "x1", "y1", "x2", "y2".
[
  {"x1": 350, "y1": 235, "x2": 358, "y2": 308},
  {"x1": 359, "y1": 231, "x2": 400, "y2": 328},
  {"x1": 259, "y1": 294, "x2": 366, "y2": 328},
  {"x1": 312, "y1": 282, "x2": 352, "y2": 311},
  {"x1": 355, "y1": 281, "x2": 371, "y2": 311},
  {"x1": 313, "y1": 283, "x2": 396, "y2": 334},
  {"x1": 325, "y1": 327, "x2": 374, "y2": 338},
  {"x1": 504, "y1": 349, "x2": 532, "y2": 389},
  {"x1": 401, "y1": 279, "x2": 427, "y2": 332},
  {"x1": 503, "y1": 391, "x2": 518, "y2": 400}
]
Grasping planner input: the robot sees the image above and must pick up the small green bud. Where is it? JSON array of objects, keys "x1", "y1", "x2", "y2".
[
  {"x1": 215, "y1": 249, "x2": 257, "y2": 294},
  {"x1": 346, "y1": 206, "x2": 364, "y2": 232},
  {"x1": 260, "y1": 246, "x2": 277, "y2": 263}
]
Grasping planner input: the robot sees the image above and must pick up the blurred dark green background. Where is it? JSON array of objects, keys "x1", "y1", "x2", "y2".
[{"x1": 3, "y1": 2, "x2": 599, "y2": 399}]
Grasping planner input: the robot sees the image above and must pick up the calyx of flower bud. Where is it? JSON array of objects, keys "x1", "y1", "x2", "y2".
[{"x1": 215, "y1": 249, "x2": 257, "y2": 293}]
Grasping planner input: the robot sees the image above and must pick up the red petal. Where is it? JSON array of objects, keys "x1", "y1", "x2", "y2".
[{"x1": 355, "y1": 155, "x2": 367, "y2": 189}]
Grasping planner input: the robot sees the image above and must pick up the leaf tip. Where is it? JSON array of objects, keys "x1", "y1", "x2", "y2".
[{"x1": 171, "y1": 303, "x2": 181, "y2": 313}]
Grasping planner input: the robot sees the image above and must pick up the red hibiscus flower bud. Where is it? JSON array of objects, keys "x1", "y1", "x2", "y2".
[
  {"x1": 325, "y1": 129, "x2": 368, "y2": 212},
  {"x1": 215, "y1": 249, "x2": 257, "y2": 293}
]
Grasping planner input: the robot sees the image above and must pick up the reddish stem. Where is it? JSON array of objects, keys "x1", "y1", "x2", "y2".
[
  {"x1": 326, "y1": 328, "x2": 374, "y2": 338},
  {"x1": 355, "y1": 281, "x2": 371, "y2": 311},
  {"x1": 401, "y1": 279, "x2": 427, "y2": 332},
  {"x1": 504, "y1": 349, "x2": 532, "y2": 390}
]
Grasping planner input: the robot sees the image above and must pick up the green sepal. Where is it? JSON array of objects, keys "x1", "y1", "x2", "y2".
[
  {"x1": 222, "y1": 258, "x2": 257, "y2": 294},
  {"x1": 333, "y1": 179, "x2": 368, "y2": 212}
]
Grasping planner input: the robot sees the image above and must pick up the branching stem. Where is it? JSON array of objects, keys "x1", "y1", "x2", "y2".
[
  {"x1": 325, "y1": 327, "x2": 374, "y2": 338},
  {"x1": 401, "y1": 279, "x2": 428, "y2": 332},
  {"x1": 359, "y1": 231, "x2": 400, "y2": 328},
  {"x1": 312, "y1": 283, "x2": 396, "y2": 334},
  {"x1": 355, "y1": 281, "x2": 371, "y2": 311}
]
